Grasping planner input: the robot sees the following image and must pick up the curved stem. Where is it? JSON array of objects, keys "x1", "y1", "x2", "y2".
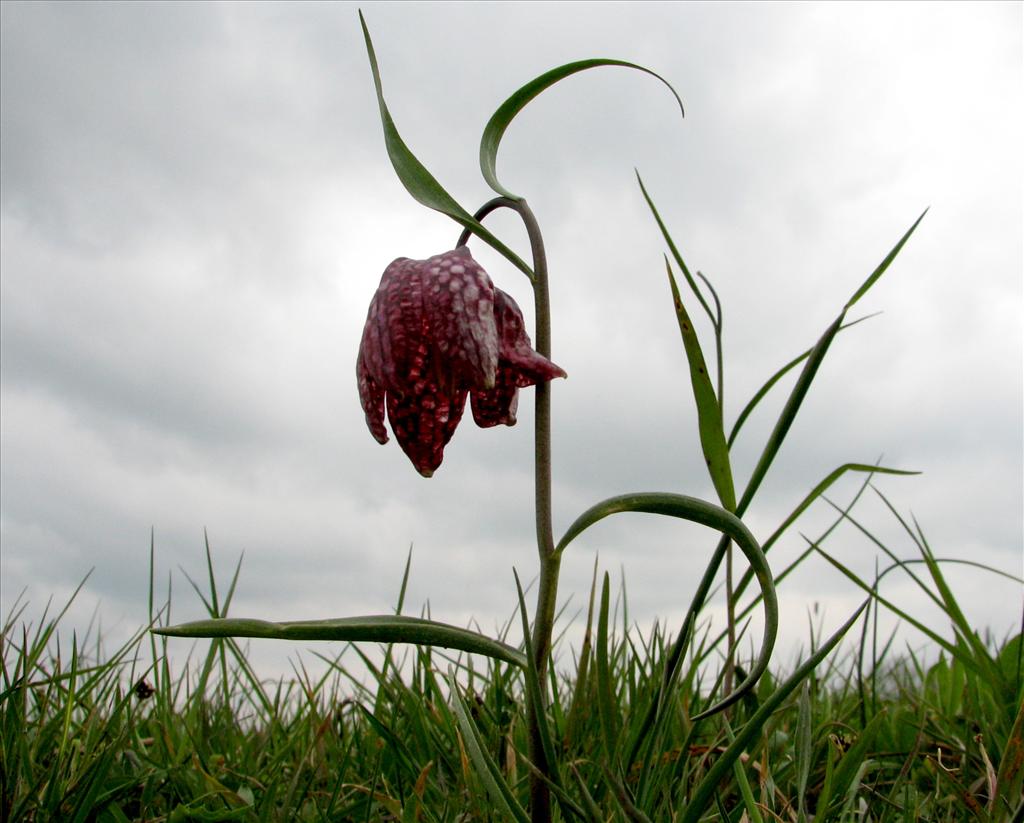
[{"x1": 458, "y1": 198, "x2": 558, "y2": 822}]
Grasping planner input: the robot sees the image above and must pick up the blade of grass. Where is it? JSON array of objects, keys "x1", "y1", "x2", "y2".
[
  {"x1": 795, "y1": 680, "x2": 813, "y2": 823},
  {"x1": 680, "y1": 601, "x2": 869, "y2": 823},
  {"x1": 727, "y1": 311, "x2": 878, "y2": 448},
  {"x1": 877, "y1": 489, "x2": 1003, "y2": 682},
  {"x1": 731, "y1": 462, "x2": 918, "y2": 605},
  {"x1": 809, "y1": 537, "x2": 970, "y2": 664},
  {"x1": 845, "y1": 209, "x2": 928, "y2": 309},
  {"x1": 636, "y1": 173, "x2": 714, "y2": 324},
  {"x1": 596, "y1": 572, "x2": 620, "y2": 762},
  {"x1": 997, "y1": 696, "x2": 1024, "y2": 813},
  {"x1": 564, "y1": 556, "x2": 599, "y2": 750},
  {"x1": 513, "y1": 570, "x2": 560, "y2": 789},
  {"x1": 738, "y1": 210, "x2": 927, "y2": 515},
  {"x1": 723, "y1": 716, "x2": 765, "y2": 823},
  {"x1": 447, "y1": 672, "x2": 531, "y2": 823}
]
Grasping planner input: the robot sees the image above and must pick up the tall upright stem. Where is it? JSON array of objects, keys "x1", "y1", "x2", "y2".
[
  {"x1": 520, "y1": 198, "x2": 559, "y2": 823},
  {"x1": 458, "y1": 197, "x2": 558, "y2": 822}
]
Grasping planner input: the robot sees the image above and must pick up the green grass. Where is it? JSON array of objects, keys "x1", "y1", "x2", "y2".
[{"x1": 3, "y1": 501, "x2": 1021, "y2": 822}]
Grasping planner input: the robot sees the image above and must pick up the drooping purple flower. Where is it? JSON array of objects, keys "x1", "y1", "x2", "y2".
[{"x1": 357, "y1": 246, "x2": 565, "y2": 477}]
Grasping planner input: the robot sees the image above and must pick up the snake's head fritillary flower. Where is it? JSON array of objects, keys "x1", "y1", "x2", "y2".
[{"x1": 357, "y1": 246, "x2": 566, "y2": 477}]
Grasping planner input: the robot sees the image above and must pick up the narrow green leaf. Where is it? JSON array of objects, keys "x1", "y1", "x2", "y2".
[
  {"x1": 395, "y1": 544, "x2": 413, "y2": 615},
  {"x1": 810, "y1": 539, "x2": 962, "y2": 661},
  {"x1": 569, "y1": 764, "x2": 606, "y2": 823},
  {"x1": 996, "y1": 696, "x2": 1024, "y2": 810},
  {"x1": 203, "y1": 529, "x2": 220, "y2": 617},
  {"x1": 358, "y1": 11, "x2": 533, "y2": 279},
  {"x1": 796, "y1": 681, "x2": 813, "y2": 823},
  {"x1": 876, "y1": 490, "x2": 1002, "y2": 682},
  {"x1": 846, "y1": 209, "x2": 928, "y2": 309},
  {"x1": 154, "y1": 614, "x2": 526, "y2": 668},
  {"x1": 448, "y1": 674, "x2": 531, "y2": 823},
  {"x1": 826, "y1": 710, "x2": 887, "y2": 817},
  {"x1": 725, "y1": 717, "x2": 765, "y2": 823},
  {"x1": 565, "y1": 557, "x2": 599, "y2": 749},
  {"x1": 738, "y1": 313, "x2": 844, "y2": 515},
  {"x1": 519, "y1": 757, "x2": 591, "y2": 823},
  {"x1": 513, "y1": 570, "x2": 560, "y2": 787},
  {"x1": 57, "y1": 633, "x2": 79, "y2": 765},
  {"x1": 481, "y1": 61, "x2": 684, "y2": 201},
  {"x1": 736, "y1": 210, "x2": 924, "y2": 514},
  {"x1": 666, "y1": 258, "x2": 736, "y2": 510},
  {"x1": 680, "y1": 601, "x2": 869, "y2": 823},
  {"x1": 637, "y1": 173, "x2": 715, "y2": 325},
  {"x1": 556, "y1": 492, "x2": 777, "y2": 718},
  {"x1": 815, "y1": 745, "x2": 840, "y2": 821},
  {"x1": 603, "y1": 764, "x2": 655, "y2": 823},
  {"x1": 823, "y1": 493, "x2": 969, "y2": 625},
  {"x1": 731, "y1": 462, "x2": 919, "y2": 604},
  {"x1": 727, "y1": 314, "x2": 878, "y2": 449},
  {"x1": 596, "y1": 572, "x2": 620, "y2": 760}
]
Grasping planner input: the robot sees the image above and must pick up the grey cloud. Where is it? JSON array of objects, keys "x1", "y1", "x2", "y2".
[{"x1": 1, "y1": 2, "x2": 1020, "y2": 679}]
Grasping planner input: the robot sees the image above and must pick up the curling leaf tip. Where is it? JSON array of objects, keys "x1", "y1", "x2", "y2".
[{"x1": 481, "y1": 59, "x2": 685, "y2": 201}]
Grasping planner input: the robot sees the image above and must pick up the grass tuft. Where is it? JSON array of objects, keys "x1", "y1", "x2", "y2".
[{"x1": 2, "y1": 511, "x2": 1021, "y2": 821}]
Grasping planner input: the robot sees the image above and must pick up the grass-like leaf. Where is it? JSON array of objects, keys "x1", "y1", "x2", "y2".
[
  {"x1": 730, "y1": 462, "x2": 919, "y2": 606},
  {"x1": 815, "y1": 708, "x2": 887, "y2": 818},
  {"x1": 997, "y1": 697, "x2": 1024, "y2": 812},
  {"x1": 845, "y1": 208, "x2": 928, "y2": 310},
  {"x1": 679, "y1": 601, "x2": 869, "y2": 823},
  {"x1": 555, "y1": 492, "x2": 777, "y2": 719},
  {"x1": 723, "y1": 716, "x2": 765, "y2": 823},
  {"x1": 154, "y1": 614, "x2": 527, "y2": 668},
  {"x1": 666, "y1": 258, "x2": 736, "y2": 511},
  {"x1": 513, "y1": 571, "x2": 560, "y2": 788},
  {"x1": 596, "y1": 572, "x2": 620, "y2": 761},
  {"x1": 358, "y1": 11, "x2": 533, "y2": 279},
  {"x1": 795, "y1": 680, "x2": 813, "y2": 823},
  {"x1": 727, "y1": 313, "x2": 878, "y2": 449},
  {"x1": 636, "y1": 173, "x2": 715, "y2": 325},
  {"x1": 741, "y1": 205, "x2": 925, "y2": 511},
  {"x1": 448, "y1": 671, "x2": 532, "y2": 823},
  {"x1": 737, "y1": 314, "x2": 844, "y2": 515},
  {"x1": 736, "y1": 210, "x2": 926, "y2": 513},
  {"x1": 481, "y1": 62, "x2": 684, "y2": 201}
]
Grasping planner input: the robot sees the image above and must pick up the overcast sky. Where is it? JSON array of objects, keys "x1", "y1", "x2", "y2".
[{"x1": 2, "y1": 1, "x2": 1021, "y2": 680}]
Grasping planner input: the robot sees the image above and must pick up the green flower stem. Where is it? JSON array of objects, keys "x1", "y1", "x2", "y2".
[{"x1": 459, "y1": 197, "x2": 559, "y2": 822}]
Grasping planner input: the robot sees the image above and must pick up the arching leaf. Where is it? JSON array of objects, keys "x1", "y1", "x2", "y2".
[
  {"x1": 154, "y1": 614, "x2": 527, "y2": 669},
  {"x1": 555, "y1": 492, "x2": 777, "y2": 719},
  {"x1": 680, "y1": 602, "x2": 869, "y2": 823},
  {"x1": 359, "y1": 12, "x2": 533, "y2": 279},
  {"x1": 481, "y1": 60, "x2": 684, "y2": 201}
]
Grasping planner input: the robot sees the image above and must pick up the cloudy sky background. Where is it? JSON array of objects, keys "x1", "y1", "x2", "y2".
[{"x1": 2, "y1": 1, "x2": 1021, "y2": 680}]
